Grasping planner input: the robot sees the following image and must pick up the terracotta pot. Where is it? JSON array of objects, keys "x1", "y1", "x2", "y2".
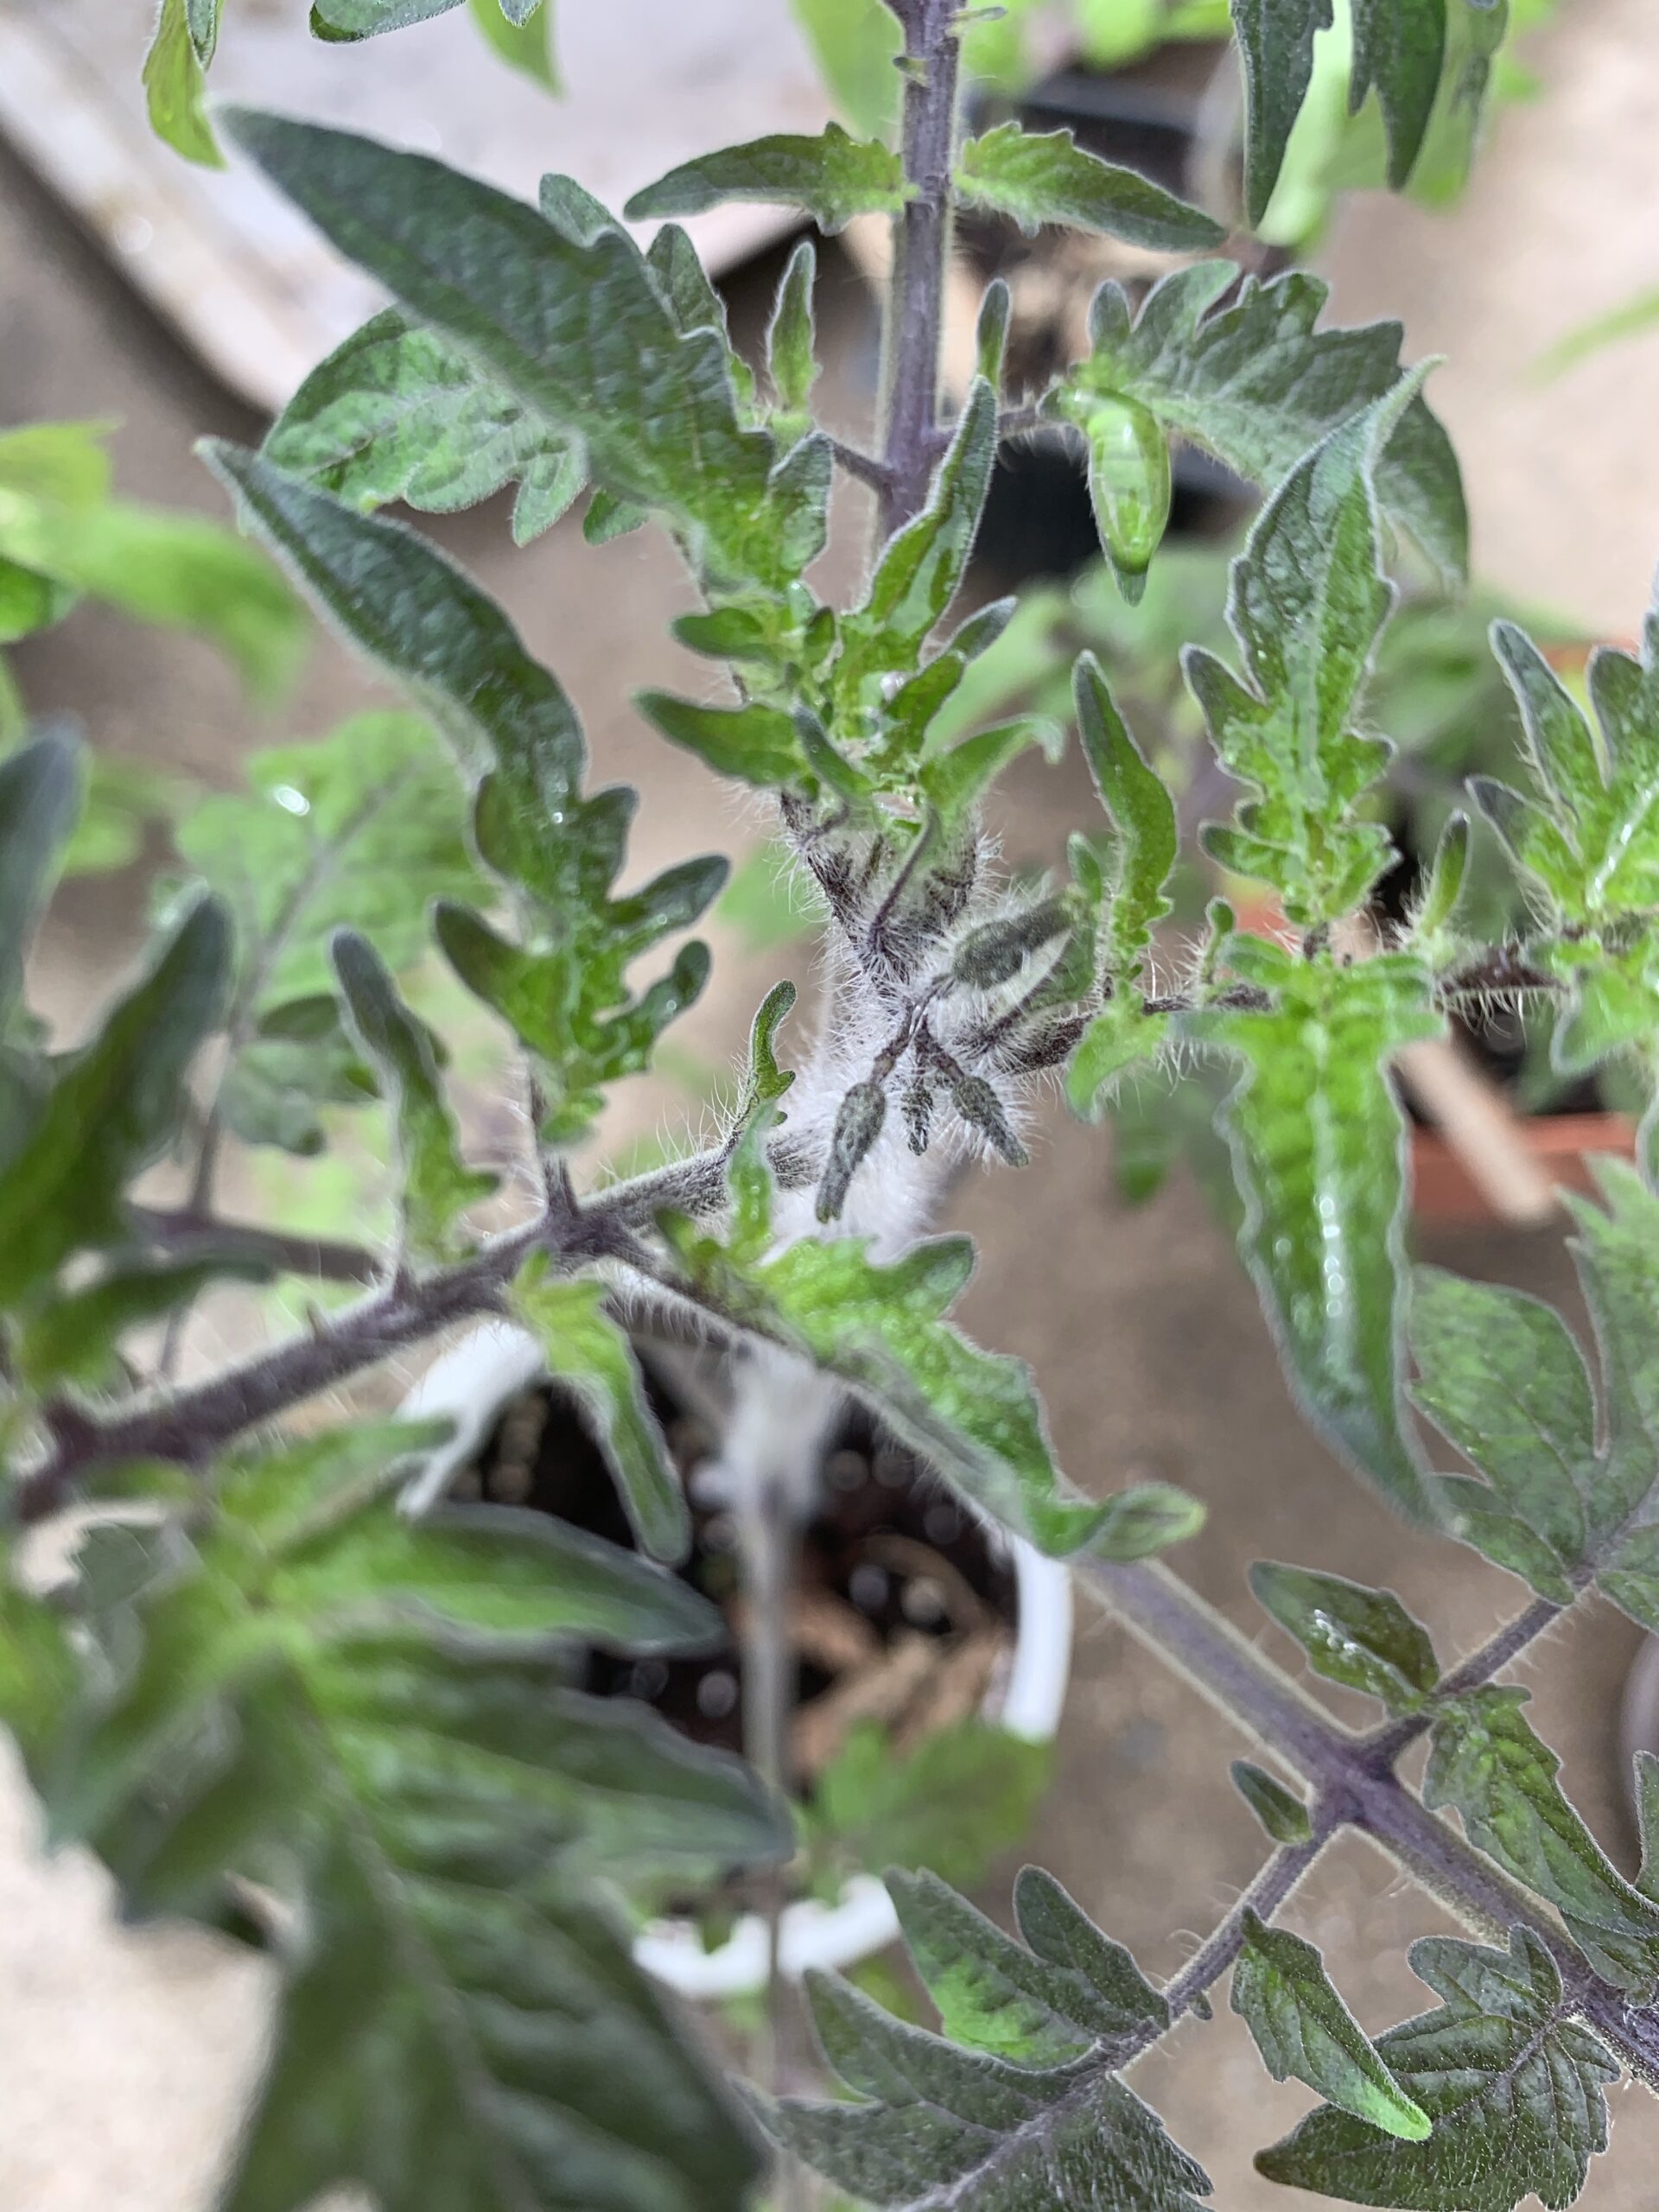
[{"x1": 1410, "y1": 1113, "x2": 1637, "y2": 1226}]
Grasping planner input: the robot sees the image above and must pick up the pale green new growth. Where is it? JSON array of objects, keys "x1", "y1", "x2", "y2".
[{"x1": 1233, "y1": 1911, "x2": 1431, "y2": 2139}]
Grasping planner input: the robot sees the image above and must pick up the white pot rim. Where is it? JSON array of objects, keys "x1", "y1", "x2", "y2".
[{"x1": 399, "y1": 1321, "x2": 1074, "y2": 1999}]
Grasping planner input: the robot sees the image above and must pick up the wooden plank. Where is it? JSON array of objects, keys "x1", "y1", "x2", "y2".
[{"x1": 0, "y1": 0, "x2": 830, "y2": 412}]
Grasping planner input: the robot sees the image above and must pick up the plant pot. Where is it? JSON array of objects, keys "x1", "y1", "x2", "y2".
[
  {"x1": 1410, "y1": 1113, "x2": 1637, "y2": 1225},
  {"x1": 398, "y1": 1322, "x2": 1074, "y2": 1999}
]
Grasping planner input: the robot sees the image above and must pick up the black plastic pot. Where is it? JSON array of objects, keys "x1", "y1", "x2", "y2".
[{"x1": 964, "y1": 40, "x2": 1260, "y2": 587}]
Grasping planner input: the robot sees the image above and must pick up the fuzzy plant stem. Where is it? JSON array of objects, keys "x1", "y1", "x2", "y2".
[
  {"x1": 1362, "y1": 1592, "x2": 1567, "y2": 1765},
  {"x1": 1084, "y1": 1557, "x2": 1659, "y2": 2087},
  {"x1": 879, "y1": 0, "x2": 963, "y2": 537},
  {"x1": 130, "y1": 1205, "x2": 382, "y2": 1286},
  {"x1": 1159, "y1": 1828, "x2": 1332, "y2": 2024},
  {"x1": 10, "y1": 1135, "x2": 813, "y2": 1527},
  {"x1": 713, "y1": 7, "x2": 983, "y2": 1995}
]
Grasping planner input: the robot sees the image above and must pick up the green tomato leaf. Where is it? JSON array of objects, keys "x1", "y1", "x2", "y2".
[
  {"x1": 220, "y1": 110, "x2": 795, "y2": 591},
  {"x1": 790, "y1": 0, "x2": 901, "y2": 139},
  {"x1": 1230, "y1": 1759, "x2": 1313, "y2": 1843},
  {"x1": 1066, "y1": 1001, "x2": 1171, "y2": 1121},
  {"x1": 1090, "y1": 1482, "x2": 1206, "y2": 1560},
  {"x1": 1427, "y1": 1476, "x2": 1578, "y2": 1607},
  {"x1": 200, "y1": 446, "x2": 582, "y2": 791},
  {"x1": 1351, "y1": 0, "x2": 1451, "y2": 191},
  {"x1": 0, "y1": 479, "x2": 302, "y2": 702},
  {"x1": 143, "y1": 0, "x2": 223, "y2": 166},
  {"x1": 184, "y1": 0, "x2": 222, "y2": 62},
  {"x1": 810, "y1": 1719, "x2": 1052, "y2": 1897},
  {"x1": 976, "y1": 279, "x2": 1013, "y2": 392},
  {"x1": 767, "y1": 238, "x2": 820, "y2": 424},
  {"x1": 644, "y1": 222, "x2": 760, "y2": 417},
  {"x1": 740, "y1": 979, "x2": 799, "y2": 1118},
  {"x1": 766, "y1": 1949, "x2": 1209, "y2": 2212},
  {"x1": 1426, "y1": 1687, "x2": 1659, "y2": 1998},
  {"x1": 916, "y1": 718, "x2": 1056, "y2": 823},
  {"x1": 1409, "y1": 1265, "x2": 1601, "y2": 1577},
  {"x1": 176, "y1": 709, "x2": 481, "y2": 1008},
  {"x1": 0, "y1": 897, "x2": 229, "y2": 1312},
  {"x1": 16, "y1": 1251, "x2": 269, "y2": 1395},
  {"x1": 1548, "y1": 936, "x2": 1659, "y2": 1078},
  {"x1": 435, "y1": 904, "x2": 713, "y2": 1141},
  {"x1": 0, "y1": 556, "x2": 76, "y2": 643},
  {"x1": 217, "y1": 995, "x2": 377, "y2": 1159},
  {"x1": 190, "y1": 453, "x2": 721, "y2": 1141},
  {"x1": 1255, "y1": 1927, "x2": 1618, "y2": 2212},
  {"x1": 311, "y1": 0, "x2": 464, "y2": 32},
  {"x1": 1410, "y1": 809, "x2": 1470, "y2": 949},
  {"x1": 626, "y1": 124, "x2": 907, "y2": 234},
  {"x1": 6, "y1": 1430, "x2": 781, "y2": 2212},
  {"x1": 752, "y1": 1232, "x2": 1102, "y2": 1554},
  {"x1": 223, "y1": 1820, "x2": 757, "y2": 2212},
  {"x1": 274, "y1": 1502, "x2": 715, "y2": 1662},
  {"x1": 332, "y1": 931, "x2": 497, "y2": 1265},
  {"x1": 1192, "y1": 941, "x2": 1439, "y2": 1522},
  {"x1": 887, "y1": 1865, "x2": 1166, "y2": 2067},
  {"x1": 509, "y1": 1256, "x2": 690, "y2": 1564},
  {"x1": 954, "y1": 124, "x2": 1224, "y2": 251},
  {"x1": 264, "y1": 308, "x2": 583, "y2": 545},
  {"x1": 663, "y1": 1155, "x2": 1103, "y2": 1554},
  {"x1": 0, "y1": 421, "x2": 115, "y2": 509},
  {"x1": 1188, "y1": 385, "x2": 1419, "y2": 925},
  {"x1": 834, "y1": 380, "x2": 999, "y2": 716},
  {"x1": 1233, "y1": 1910, "x2": 1431, "y2": 2140},
  {"x1": 1249, "y1": 1560, "x2": 1440, "y2": 1713},
  {"x1": 1478, "y1": 613, "x2": 1659, "y2": 1080},
  {"x1": 1232, "y1": 0, "x2": 1333, "y2": 222},
  {"x1": 1064, "y1": 263, "x2": 1466, "y2": 585},
  {"x1": 0, "y1": 733, "x2": 80, "y2": 1029},
  {"x1": 467, "y1": 0, "x2": 557, "y2": 86},
  {"x1": 1074, "y1": 650, "x2": 1176, "y2": 976},
  {"x1": 1637, "y1": 1750, "x2": 1659, "y2": 1903},
  {"x1": 635, "y1": 693, "x2": 807, "y2": 787},
  {"x1": 1410, "y1": 1168, "x2": 1659, "y2": 1614}
]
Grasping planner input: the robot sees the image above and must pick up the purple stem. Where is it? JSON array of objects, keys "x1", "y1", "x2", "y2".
[
  {"x1": 10, "y1": 1135, "x2": 813, "y2": 1527},
  {"x1": 1160, "y1": 1828, "x2": 1331, "y2": 2024},
  {"x1": 879, "y1": 0, "x2": 962, "y2": 537},
  {"x1": 1084, "y1": 1557, "x2": 1659, "y2": 2088}
]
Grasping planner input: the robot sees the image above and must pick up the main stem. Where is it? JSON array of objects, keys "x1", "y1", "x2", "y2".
[{"x1": 879, "y1": 0, "x2": 962, "y2": 537}]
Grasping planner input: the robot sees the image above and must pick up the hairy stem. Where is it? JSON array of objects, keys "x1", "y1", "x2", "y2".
[
  {"x1": 1160, "y1": 1827, "x2": 1332, "y2": 2025},
  {"x1": 879, "y1": 0, "x2": 962, "y2": 537},
  {"x1": 131, "y1": 1205, "x2": 382, "y2": 1287},
  {"x1": 1086, "y1": 1557, "x2": 1368, "y2": 1792},
  {"x1": 1081, "y1": 1557, "x2": 1659, "y2": 2088},
  {"x1": 826, "y1": 436, "x2": 893, "y2": 493},
  {"x1": 19, "y1": 1223, "x2": 545, "y2": 1523},
  {"x1": 1363, "y1": 1592, "x2": 1567, "y2": 1765},
  {"x1": 10, "y1": 1136, "x2": 813, "y2": 1526}
]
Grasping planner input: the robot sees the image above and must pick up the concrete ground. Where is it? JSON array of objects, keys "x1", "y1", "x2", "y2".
[{"x1": 4, "y1": 0, "x2": 1659, "y2": 2203}]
